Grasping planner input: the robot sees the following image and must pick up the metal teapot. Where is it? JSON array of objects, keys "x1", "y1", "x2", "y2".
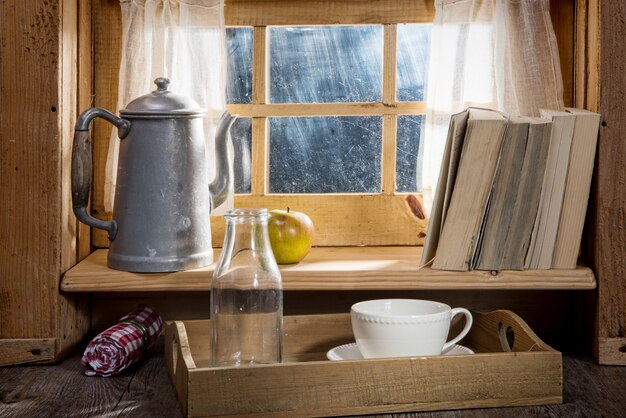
[{"x1": 71, "y1": 77, "x2": 236, "y2": 272}]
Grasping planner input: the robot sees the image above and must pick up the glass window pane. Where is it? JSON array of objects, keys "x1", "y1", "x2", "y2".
[
  {"x1": 396, "y1": 115, "x2": 425, "y2": 193},
  {"x1": 226, "y1": 27, "x2": 253, "y2": 104},
  {"x1": 231, "y1": 118, "x2": 252, "y2": 194},
  {"x1": 269, "y1": 26, "x2": 383, "y2": 103},
  {"x1": 396, "y1": 24, "x2": 431, "y2": 102},
  {"x1": 269, "y1": 117, "x2": 382, "y2": 193}
]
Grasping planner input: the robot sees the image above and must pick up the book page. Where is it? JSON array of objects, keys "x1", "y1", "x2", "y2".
[{"x1": 527, "y1": 110, "x2": 576, "y2": 269}]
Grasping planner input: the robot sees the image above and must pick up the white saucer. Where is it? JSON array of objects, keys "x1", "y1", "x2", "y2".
[{"x1": 326, "y1": 343, "x2": 474, "y2": 361}]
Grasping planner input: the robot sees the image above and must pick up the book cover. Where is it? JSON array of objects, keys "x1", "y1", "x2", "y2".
[
  {"x1": 432, "y1": 108, "x2": 508, "y2": 271},
  {"x1": 551, "y1": 108, "x2": 601, "y2": 268},
  {"x1": 500, "y1": 117, "x2": 552, "y2": 270},
  {"x1": 474, "y1": 116, "x2": 530, "y2": 270},
  {"x1": 420, "y1": 110, "x2": 470, "y2": 267}
]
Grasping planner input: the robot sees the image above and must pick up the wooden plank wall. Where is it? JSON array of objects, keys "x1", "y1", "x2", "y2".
[
  {"x1": 0, "y1": 0, "x2": 600, "y2": 365},
  {"x1": 580, "y1": 0, "x2": 626, "y2": 365},
  {"x1": 0, "y1": 0, "x2": 89, "y2": 365},
  {"x1": 90, "y1": 289, "x2": 587, "y2": 354}
]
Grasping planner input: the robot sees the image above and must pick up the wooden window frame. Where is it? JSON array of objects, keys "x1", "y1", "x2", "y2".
[{"x1": 224, "y1": 22, "x2": 430, "y2": 247}]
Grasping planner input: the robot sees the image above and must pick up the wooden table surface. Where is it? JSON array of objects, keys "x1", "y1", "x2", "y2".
[{"x1": 1, "y1": 340, "x2": 625, "y2": 417}]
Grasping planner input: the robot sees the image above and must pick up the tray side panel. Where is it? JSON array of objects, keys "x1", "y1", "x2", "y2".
[
  {"x1": 165, "y1": 321, "x2": 197, "y2": 416},
  {"x1": 186, "y1": 352, "x2": 562, "y2": 417},
  {"x1": 283, "y1": 313, "x2": 354, "y2": 355},
  {"x1": 177, "y1": 315, "x2": 356, "y2": 367}
]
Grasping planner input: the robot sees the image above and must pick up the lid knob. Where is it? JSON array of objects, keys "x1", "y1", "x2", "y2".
[
  {"x1": 154, "y1": 77, "x2": 171, "y2": 92},
  {"x1": 120, "y1": 77, "x2": 205, "y2": 116}
]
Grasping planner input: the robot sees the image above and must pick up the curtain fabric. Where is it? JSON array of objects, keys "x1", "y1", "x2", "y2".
[
  {"x1": 105, "y1": 0, "x2": 231, "y2": 213},
  {"x1": 421, "y1": 0, "x2": 564, "y2": 215}
]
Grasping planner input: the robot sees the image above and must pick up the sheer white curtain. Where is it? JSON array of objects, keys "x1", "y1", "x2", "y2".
[
  {"x1": 105, "y1": 0, "x2": 231, "y2": 213},
  {"x1": 421, "y1": 0, "x2": 564, "y2": 214}
]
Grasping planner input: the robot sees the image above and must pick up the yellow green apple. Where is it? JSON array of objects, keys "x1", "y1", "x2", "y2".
[{"x1": 268, "y1": 208, "x2": 315, "y2": 264}]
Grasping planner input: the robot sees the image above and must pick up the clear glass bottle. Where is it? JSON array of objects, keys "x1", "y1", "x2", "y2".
[{"x1": 210, "y1": 208, "x2": 283, "y2": 367}]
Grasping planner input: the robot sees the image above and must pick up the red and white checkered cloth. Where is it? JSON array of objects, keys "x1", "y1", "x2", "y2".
[{"x1": 81, "y1": 304, "x2": 163, "y2": 377}]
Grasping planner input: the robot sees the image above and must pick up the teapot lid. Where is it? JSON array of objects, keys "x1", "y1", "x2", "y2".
[{"x1": 120, "y1": 78, "x2": 206, "y2": 117}]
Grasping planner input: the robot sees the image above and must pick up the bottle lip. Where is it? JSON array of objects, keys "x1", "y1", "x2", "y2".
[{"x1": 224, "y1": 208, "x2": 269, "y2": 221}]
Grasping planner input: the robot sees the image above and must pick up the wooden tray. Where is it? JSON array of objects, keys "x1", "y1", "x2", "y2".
[{"x1": 165, "y1": 311, "x2": 562, "y2": 417}]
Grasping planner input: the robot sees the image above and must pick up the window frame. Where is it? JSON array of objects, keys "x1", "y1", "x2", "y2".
[{"x1": 220, "y1": 4, "x2": 435, "y2": 247}]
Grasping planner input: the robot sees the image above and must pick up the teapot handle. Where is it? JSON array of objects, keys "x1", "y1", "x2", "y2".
[{"x1": 72, "y1": 108, "x2": 131, "y2": 241}]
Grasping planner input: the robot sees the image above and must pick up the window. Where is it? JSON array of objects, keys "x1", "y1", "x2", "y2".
[
  {"x1": 224, "y1": 20, "x2": 432, "y2": 246},
  {"x1": 91, "y1": 0, "x2": 573, "y2": 249}
]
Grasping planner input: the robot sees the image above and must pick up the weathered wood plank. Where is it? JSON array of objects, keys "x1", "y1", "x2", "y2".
[
  {"x1": 550, "y1": 0, "x2": 574, "y2": 107},
  {"x1": 250, "y1": 117, "x2": 267, "y2": 195},
  {"x1": 251, "y1": 26, "x2": 266, "y2": 104},
  {"x1": 58, "y1": 0, "x2": 91, "y2": 361},
  {"x1": 597, "y1": 337, "x2": 626, "y2": 366},
  {"x1": 225, "y1": 0, "x2": 435, "y2": 26},
  {"x1": 0, "y1": 0, "x2": 61, "y2": 341},
  {"x1": 227, "y1": 102, "x2": 426, "y2": 117},
  {"x1": 382, "y1": 25, "x2": 398, "y2": 196},
  {"x1": 0, "y1": 339, "x2": 56, "y2": 366},
  {"x1": 61, "y1": 248, "x2": 596, "y2": 292},
  {"x1": 217, "y1": 194, "x2": 428, "y2": 246},
  {"x1": 583, "y1": 1, "x2": 626, "y2": 365},
  {"x1": 0, "y1": 0, "x2": 89, "y2": 364},
  {"x1": 91, "y1": 0, "x2": 122, "y2": 247},
  {"x1": 382, "y1": 114, "x2": 398, "y2": 194},
  {"x1": 77, "y1": 0, "x2": 94, "y2": 261},
  {"x1": 382, "y1": 24, "x2": 398, "y2": 105}
]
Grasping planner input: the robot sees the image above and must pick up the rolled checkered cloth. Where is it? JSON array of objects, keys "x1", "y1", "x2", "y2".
[{"x1": 81, "y1": 304, "x2": 163, "y2": 377}]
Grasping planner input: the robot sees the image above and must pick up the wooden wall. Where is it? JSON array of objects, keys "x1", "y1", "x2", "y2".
[
  {"x1": 2, "y1": 0, "x2": 626, "y2": 367},
  {"x1": 0, "y1": 0, "x2": 90, "y2": 365},
  {"x1": 90, "y1": 289, "x2": 591, "y2": 355},
  {"x1": 579, "y1": 0, "x2": 626, "y2": 365}
]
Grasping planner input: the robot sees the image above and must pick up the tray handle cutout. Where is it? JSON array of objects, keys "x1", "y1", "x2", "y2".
[
  {"x1": 498, "y1": 322, "x2": 515, "y2": 352},
  {"x1": 468, "y1": 310, "x2": 555, "y2": 353}
]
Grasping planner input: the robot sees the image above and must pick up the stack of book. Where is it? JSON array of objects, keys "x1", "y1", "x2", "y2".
[{"x1": 421, "y1": 107, "x2": 601, "y2": 271}]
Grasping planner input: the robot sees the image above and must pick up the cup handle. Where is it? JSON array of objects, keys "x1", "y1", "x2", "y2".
[{"x1": 441, "y1": 308, "x2": 473, "y2": 354}]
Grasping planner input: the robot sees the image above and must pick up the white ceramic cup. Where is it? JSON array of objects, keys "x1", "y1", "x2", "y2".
[{"x1": 351, "y1": 299, "x2": 473, "y2": 358}]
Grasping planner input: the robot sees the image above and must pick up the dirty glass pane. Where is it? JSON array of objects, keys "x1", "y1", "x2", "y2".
[
  {"x1": 230, "y1": 118, "x2": 252, "y2": 194},
  {"x1": 226, "y1": 27, "x2": 253, "y2": 104},
  {"x1": 396, "y1": 24, "x2": 432, "y2": 102},
  {"x1": 396, "y1": 115, "x2": 424, "y2": 193},
  {"x1": 268, "y1": 117, "x2": 382, "y2": 193},
  {"x1": 269, "y1": 26, "x2": 383, "y2": 103}
]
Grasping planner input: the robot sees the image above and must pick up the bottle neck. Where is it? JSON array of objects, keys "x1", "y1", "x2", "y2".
[
  {"x1": 215, "y1": 208, "x2": 277, "y2": 279},
  {"x1": 223, "y1": 217, "x2": 270, "y2": 254}
]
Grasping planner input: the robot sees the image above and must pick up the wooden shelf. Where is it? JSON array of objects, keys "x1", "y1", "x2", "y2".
[{"x1": 61, "y1": 247, "x2": 596, "y2": 292}]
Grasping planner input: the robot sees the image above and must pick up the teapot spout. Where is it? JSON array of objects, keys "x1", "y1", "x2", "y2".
[{"x1": 209, "y1": 111, "x2": 238, "y2": 210}]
